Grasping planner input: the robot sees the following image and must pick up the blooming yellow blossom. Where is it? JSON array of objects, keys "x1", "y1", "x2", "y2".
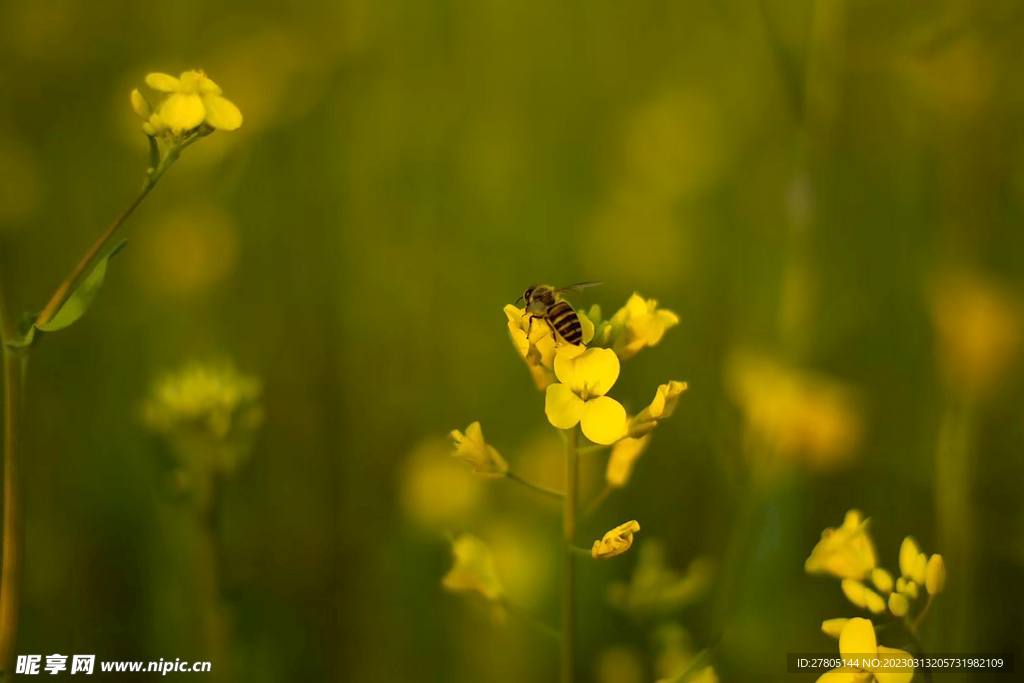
[
  {"x1": 821, "y1": 618, "x2": 849, "y2": 639},
  {"x1": 601, "y1": 293, "x2": 680, "y2": 360},
  {"x1": 592, "y1": 520, "x2": 641, "y2": 559},
  {"x1": 805, "y1": 510, "x2": 877, "y2": 580},
  {"x1": 607, "y1": 541, "x2": 714, "y2": 615},
  {"x1": 449, "y1": 422, "x2": 508, "y2": 479},
  {"x1": 629, "y1": 381, "x2": 688, "y2": 437},
  {"x1": 545, "y1": 346, "x2": 627, "y2": 444},
  {"x1": 441, "y1": 533, "x2": 504, "y2": 602},
  {"x1": 841, "y1": 579, "x2": 886, "y2": 614},
  {"x1": 606, "y1": 435, "x2": 650, "y2": 488},
  {"x1": 816, "y1": 618, "x2": 914, "y2": 683},
  {"x1": 143, "y1": 70, "x2": 243, "y2": 133},
  {"x1": 925, "y1": 554, "x2": 946, "y2": 595}
]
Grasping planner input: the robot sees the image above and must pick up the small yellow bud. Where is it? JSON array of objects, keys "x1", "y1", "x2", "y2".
[
  {"x1": 911, "y1": 552, "x2": 928, "y2": 585},
  {"x1": 926, "y1": 554, "x2": 946, "y2": 595},
  {"x1": 449, "y1": 422, "x2": 508, "y2": 479},
  {"x1": 841, "y1": 579, "x2": 886, "y2": 614},
  {"x1": 130, "y1": 88, "x2": 152, "y2": 121},
  {"x1": 888, "y1": 592, "x2": 909, "y2": 617},
  {"x1": 899, "y1": 536, "x2": 921, "y2": 578},
  {"x1": 821, "y1": 618, "x2": 849, "y2": 639},
  {"x1": 871, "y1": 567, "x2": 894, "y2": 594},
  {"x1": 898, "y1": 579, "x2": 919, "y2": 599},
  {"x1": 592, "y1": 520, "x2": 641, "y2": 559}
]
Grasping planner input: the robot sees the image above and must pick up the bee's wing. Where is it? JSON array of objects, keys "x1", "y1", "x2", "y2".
[{"x1": 554, "y1": 281, "x2": 603, "y2": 295}]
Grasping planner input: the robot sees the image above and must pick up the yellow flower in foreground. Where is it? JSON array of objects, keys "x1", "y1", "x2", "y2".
[
  {"x1": 592, "y1": 520, "x2": 641, "y2": 559},
  {"x1": 545, "y1": 346, "x2": 627, "y2": 444},
  {"x1": 441, "y1": 533, "x2": 504, "y2": 602},
  {"x1": 841, "y1": 579, "x2": 886, "y2": 614},
  {"x1": 606, "y1": 435, "x2": 650, "y2": 488},
  {"x1": 805, "y1": 510, "x2": 877, "y2": 580},
  {"x1": 606, "y1": 293, "x2": 680, "y2": 360},
  {"x1": 629, "y1": 380, "x2": 688, "y2": 436},
  {"x1": 449, "y1": 422, "x2": 508, "y2": 479},
  {"x1": 816, "y1": 618, "x2": 913, "y2": 683},
  {"x1": 143, "y1": 70, "x2": 243, "y2": 133}
]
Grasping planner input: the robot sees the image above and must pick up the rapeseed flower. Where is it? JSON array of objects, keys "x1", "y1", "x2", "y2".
[
  {"x1": 449, "y1": 422, "x2": 508, "y2": 479},
  {"x1": 592, "y1": 520, "x2": 641, "y2": 559},
  {"x1": 594, "y1": 294, "x2": 679, "y2": 360},
  {"x1": 143, "y1": 70, "x2": 243, "y2": 133},
  {"x1": 441, "y1": 533, "x2": 504, "y2": 602},
  {"x1": 629, "y1": 380, "x2": 688, "y2": 437},
  {"x1": 815, "y1": 618, "x2": 913, "y2": 683},
  {"x1": 545, "y1": 346, "x2": 627, "y2": 445},
  {"x1": 805, "y1": 510, "x2": 877, "y2": 580},
  {"x1": 608, "y1": 540, "x2": 714, "y2": 615}
]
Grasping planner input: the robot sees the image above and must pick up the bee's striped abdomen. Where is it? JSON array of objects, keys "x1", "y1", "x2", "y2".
[{"x1": 548, "y1": 301, "x2": 583, "y2": 345}]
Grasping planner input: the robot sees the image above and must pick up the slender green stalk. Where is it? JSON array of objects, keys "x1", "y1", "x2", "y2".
[
  {"x1": 506, "y1": 471, "x2": 563, "y2": 500},
  {"x1": 935, "y1": 398, "x2": 973, "y2": 652},
  {"x1": 561, "y1": 427, "x2": 578, "y2": 683},
  {"x1": 501, "y1": 599, "x2": 561, "y2": 641},
  {"x1": 583, "y1": 485, "x2": 613, "y2": 517},
  {"x1": 0, "y1": 274, "x2": 23, "y2": 682}
]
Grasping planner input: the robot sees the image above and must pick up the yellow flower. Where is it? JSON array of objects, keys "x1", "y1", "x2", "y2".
[
  {"x1": 592, "y1": 520, "x2": 641, "y2": 559},
  {"x1": 605, "y1": 293, "x2": 679, "y2": 360},
  {"x1": 841, "y1": 579, "x2": 886, "y2": 614},
  {"x1": 629, "y1": 380, "x2": 688, "y2": 437},
  {"x1": 441, "y1": 533, "x2": 504, "y2": 602},
  {"x1": 544, "y1": 346, "x2": 627, "y2": 445},
  {"x1": 821, "y1": 618, "x2": 849, "y2": 639},
  {"x1": 606, "y1": 435, "x2": 650, "y2": 488},
  {"x1": 142, "y1": 362, "x2": 262, "y2": 442},
  {"x1": 505, "y1": 304, "x2": 557, "y2": 389},
  {"x1": 607, "y1": 541, "x2": 714, "y2": 615},
  {"x1": 805, "y1": 510, "x2": 877, "y2": 580},
  {"x1": 925, "y1": 554, "x2": 946, "y2": 595},
  {"x1": 898, "y1": 537, "x2": 927, "y2": 584},
  {"x1": 888, "y1": 592, "x2": 909, "y2": 617},
  {"x1": 816, "y1": 618, "x2": 914, "y2": 683},
  {"x1": 143, "y1": 70, "x2": 243, "y2": 133},
  {"x1": 449, "y1": 422, "x2": 508, "y2": 479}
]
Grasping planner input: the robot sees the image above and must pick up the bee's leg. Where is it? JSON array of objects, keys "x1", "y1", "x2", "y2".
[{"x1": 525, "y1": 315, "x2": 534, "y2": 337}]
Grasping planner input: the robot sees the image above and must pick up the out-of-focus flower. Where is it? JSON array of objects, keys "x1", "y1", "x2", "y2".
[
  {"x1": 545, "y1": 346, "x2": 627, "y2": 445},
  {"x1": 605, "y1": 435, "x2": 650, "y2": 488},
  {"x1": 449, "y1": 422, "x2": 508, "y2": 479},
  {"x1": 595, "y1": 294, "x2": 679, "y2": 360},
  {"x1": 870, "y1": 568, "x2": 894, "y2": 595},
  {"x1": 629, "y1": 381, "x2": 688, "y2": 437},
  {"x1": 727, "y1": 352, "x2": 862, "y2": 470},
  {"x1": 441, "y1": 533, "x2": 504, "y2": 602},
  {"x1": 898, "y1": 537, "x2": 928, "y2": 585},
  {"x1": 142, "y1": 362, "x2": 262, "y2": 446},
  {"x1": 928, "y1": 269, "x2": 1023, "y2": 398},
  {"x1": 608, "y1": 540, "x2": 714, "y2": 615},
  {"x1": 925, "y1": 554, "x2": 946, "y2": 595},
  {"x1": 841, "y1": 579, "x2": 886, "y2": 614},
  {"x1": 652, "y1": 622, "x2": 696, "y2": 681},
  {"x1": 805, "y1": 510, "x2": 877, "y2": 580},
  {"x1": 888, "y1": 592, "x2": 909, "y2": 617},
  {"x1": 399, "y1": 438, "x2": 483, "y2": 529},
  {"x1": 592, "y1": 520, "x2": 641, "y2": 559},
  {"x1": 821, "y1": 618, "x2": 849, "y2": 639},
  {"x1": 143, "y1": 70, "x2": 243, "y2": 133},
  {"x1": 485, "y1": 519, "x2": 556, "y2": 610},
  {"x1": 594, "y1": 645, "x2": 645, "y2": 683},
  {"x1": 815, "y1": 618, "x2": 914, "y2": 683}
]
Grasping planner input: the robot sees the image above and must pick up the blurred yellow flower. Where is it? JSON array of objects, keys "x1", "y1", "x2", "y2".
[
  {"x1": 727, "y1": 352, "x2": 861, "y2": 470},
  {"x1": 504, "y1": 304, "x2": 557, "y2": 390},
  {"x1": 821, "y1": 618, "x2": 849, "y2": 639},
  {"x1": 928, "y1": 269, "x2": 1023, "y2": 398},
  {"x1": 592, "y1": 520, "x2": 640, "y2": 559},
  {"x1": 144, "y1": 70, "x2": 243, "y2": 133},
  {"x1": 629, "y1": 380, "x2": 688, "y2": 437},
  {"x1": 805, "y1": 510, "x2": 877, "y2": 580},
  {"x1": 545, "y1": 346, "x2": 627, "y2": 445},
  {"x1": 605, "y1": 435, "x2": 650, "y2": 488},
  {"x1": 602, "y1": 293, "x2": 679, "y2": 360},
  {"x1": 399, "y1": 438, "x2": 483, "y2": 529},
  {"x1": 608, "y1": 540, "x2": 714, "y2": 615},
  {"x1": 441, "y1": 533, "x2": 504, "y2": 602},
  {"x1": 925, "y1": 554, "x2": 946, "y2": 595},
  {"x1": 816, "y1": 618, "x2": 913, "y2": 683},
  {"x1": 595, "y1": 646, "x2": 645, "y2": 683},
  {"x1": 449, "y1": 422, "x2": 508, "y2": 479},
  {"x1": 898, "y1": 537, "x2": 927, "y2": 585},
  {"x1": 841, "y1": 579, "x2": 886, "y2": 614}
]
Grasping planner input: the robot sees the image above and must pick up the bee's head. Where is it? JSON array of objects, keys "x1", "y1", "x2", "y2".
[{"x1": 517, "y1": 284, "x2": 538, "y2": 309}]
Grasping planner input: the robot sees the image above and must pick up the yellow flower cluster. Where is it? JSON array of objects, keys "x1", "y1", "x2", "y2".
[
  {"x1": 131, "y1": 70, "x2": 242, "y2": 145},
  {"x1": 816, "y1": 618, "x2": 914, "y2": 683},
  {"x1": 807, "y1": 511, "x2": 946, "y2": 682},
  {"x1": 589, "y1": 294, "x2": 680, "y2": 360}
]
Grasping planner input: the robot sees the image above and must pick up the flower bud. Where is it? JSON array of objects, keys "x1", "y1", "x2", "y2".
[
  {"x1": 592, "y1": 520, "x2": 641, "y2": 559},
  {"x1": 130, "y1": 88, "x2": 152, "y2": 120},
  {"x1": 899, "y1": 536, "x2": 921, "y2": 578},
  {"x1": 841, "y1": 579, "x2": 886, "y2": 614},
  {"x1": 888, "y1": 592, "x2": 909, "y2": 617},
  {"x1": 871, "y1": 567, "x2": 894, "y2": 594},
  {"x1": 926, "y1": 554, "x2": 946, "y2": 595}
]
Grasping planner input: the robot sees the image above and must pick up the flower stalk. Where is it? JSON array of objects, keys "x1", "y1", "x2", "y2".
[
  {"x1": 0, "y1": 274, "x2": 23, "y2": 682},
  {"x1": 561, "y1": 426, "x2": 578, "y2": 683}
]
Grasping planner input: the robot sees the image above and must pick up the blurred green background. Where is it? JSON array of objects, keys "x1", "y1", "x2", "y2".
[{"x1": 0, "y1": 0, "x2": 1022, "y2": 680}]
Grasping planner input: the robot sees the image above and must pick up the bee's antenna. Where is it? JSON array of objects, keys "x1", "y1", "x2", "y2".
[{"x1": 514, "y1": 295, "x2": 524, "y2": 306}]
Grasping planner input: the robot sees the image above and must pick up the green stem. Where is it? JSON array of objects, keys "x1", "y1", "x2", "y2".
[
  {"x1": 506, "y1": 472, "x2": 563, "y2": 500},
  {"x1": 0, "y1": 273, "x2": 23, "y2": 682},
  {"x1": 583, "y1": 485, "x2": 613, "y2": 518},
  {"x1": 502, "y1": 600, "x2": 561, "y2": 641},
  {"x1": 561, "y1": 426, "x2": 578, "y2": 683}
]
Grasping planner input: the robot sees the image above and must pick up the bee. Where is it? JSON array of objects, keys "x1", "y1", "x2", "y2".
[{"x1": 517, "y1": 282, "x2": 602, "y2": 346}]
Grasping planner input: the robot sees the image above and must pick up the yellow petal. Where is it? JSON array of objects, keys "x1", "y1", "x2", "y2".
[
  {"x1": 555, "y1": 347, "x2": 620, "y2": 397},
  {"x1": 875, "y1": 648, "x2": 915, "y2": 683},
  {"x1": 580, "y1": 396, "x2": 627, "y2": 445},
  {"x1": 838, "y1": 617, "x2": 876, "y2": 659},
  {"x1": 159, "y1": 93, "x2": 205, "y2": 132},
  {"x1": 545, "y1": 383, "x2": 584, "y2": 429},
  {"x1": 821, "y1": 618, "x2": 849, "y2": 639},
  {"x1": 577, "y1": 309, "x2": 595, "y2": 345},
  {"x1": 195, "y1": 72, "x2": 223, "y2": 95},
  {"x1": 606, "y1": 435, "x2": 650, "y2": 487},
  {"x1": 202, "y1": 94, "x2": 243, "y2": 131},
  {"x1": 145, "y1": 72, "x2": 181, "y2": 92},
  {"x1": 130, "y1": 89, "x2": 151, "y2": 120},
  {"x1": 591, "y1": 520, "x2": 640, "y2": 559}
]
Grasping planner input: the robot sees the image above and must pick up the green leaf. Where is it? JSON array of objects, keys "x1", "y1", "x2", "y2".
[{"x1": 37, "y1": 240, "x2": 128, "y2": 333}]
